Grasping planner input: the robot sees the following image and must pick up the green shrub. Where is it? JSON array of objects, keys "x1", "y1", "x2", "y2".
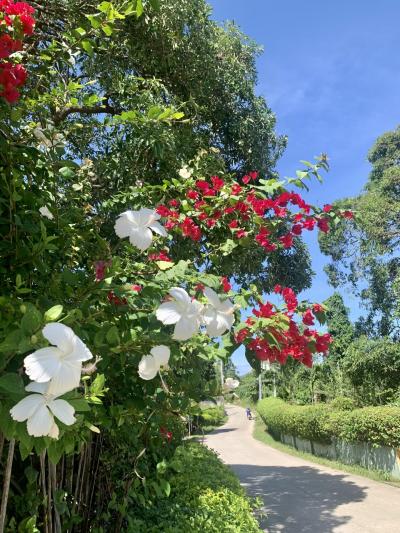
[
  {"x1": 129, "y1": 443, "x2": 261, "y2": 532},
  {"x1": 329, "y1": 396, "x2": 357, "y2": 411},
  {"x1": 199, "y1": 406, "x2": 227, "y2": 428},
  {"x1": 257, "y1": 398, "x2": 400, "y2": 447}
]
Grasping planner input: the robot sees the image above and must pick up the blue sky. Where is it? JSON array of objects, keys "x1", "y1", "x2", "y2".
[{"x1": 210, "y1": 0, "x2": 400, "y2": 374}]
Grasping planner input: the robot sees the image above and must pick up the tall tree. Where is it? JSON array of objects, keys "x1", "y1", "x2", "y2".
[
  {"x1": 324, "y1": 293, "x2": 354, "y2": 360},
  {"x1": 319, "y1": 126, "x2": 400, "y2": 337}
]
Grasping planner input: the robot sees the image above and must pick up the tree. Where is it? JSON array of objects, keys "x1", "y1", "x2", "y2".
[
  {"x1": 323, "y1": 293, "x2": 354, "y2": 361},
  {"x1": 320, "y1": 127, "x2": 400, "y2": 337}
]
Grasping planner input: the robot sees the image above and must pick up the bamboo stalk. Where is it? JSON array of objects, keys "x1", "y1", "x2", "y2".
[
  {"x1": 47, "y1": 454, "x2": 53, "y2": 533},
  {"x1": 50, "y1": 462, "x2": 61, "y2": 533},
  {"x1": 0, "y1": 438, "x2": 15, "y2": 533}
]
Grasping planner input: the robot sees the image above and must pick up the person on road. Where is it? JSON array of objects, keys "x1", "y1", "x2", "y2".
[{"x1": 246, "y1": 407, "x2": 252, "y2": 420}]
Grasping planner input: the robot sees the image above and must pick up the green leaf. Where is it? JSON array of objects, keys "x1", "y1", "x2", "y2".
[
  {"x1": 136, "y1": 0, "x2": 143, "y2": 17},
  {"x1": 68, "y1": 399, "x2": 90, "y2": 412},
  {"x1": 0, "y1": 373, "x2": 25, "y2": 394},
  {"x1": 81, "y1": 40, "x2": 94, "y2": 56},
  {"x1": 44, "y1": 305, "x2": 63, "y2": 322},
  {"x1": 106, "y1": 325, "x2": 120, "y2": 345},
  {"x1": 155, "y1": 261, "x2": 174, "y2": 270},
  {"x1": 21, "y1": 306, "x2": 42, "y2": 335}
]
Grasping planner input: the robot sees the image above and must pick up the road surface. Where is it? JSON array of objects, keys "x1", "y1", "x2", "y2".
[{"x1": 204, "y1": 404, "x2": 400, "y2": 532}]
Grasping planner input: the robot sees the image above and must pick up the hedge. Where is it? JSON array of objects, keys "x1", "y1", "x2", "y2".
[
  {"x1": 128, "y1": 443, "x2": 262, "y2": 532},
  {"x1": 257, "y1": 398, "x2": 400, "y2": 448}
]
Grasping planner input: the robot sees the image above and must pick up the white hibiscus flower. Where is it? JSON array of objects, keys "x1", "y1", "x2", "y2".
[
  {"x1": 10, "y1": 382, "x2": 76, "y2": 439},
  {"x1": 156, "y1": 287, "x2": 203, "y2": 341},
  {"x1": 24, "y1": 323, "x2": 92, "y2": 396},
  {"x1": 39, "y1": 206, "x2": 54, "y2": 220},
  {"x1": 138, "y1": 345, "x2": 170, "y2": 380},
  {"x1": 179, "y1": 165, "x2": 192, "y2": 180},
  {"x1": 202, "y1": 287, "x2": 236, "y2": 337},
  {"x1": 225, "y1": 377, "x2": 240, "y2": 390},
  {"x1": 114, "y1": 208, "x2": 167, "y2": 251}
]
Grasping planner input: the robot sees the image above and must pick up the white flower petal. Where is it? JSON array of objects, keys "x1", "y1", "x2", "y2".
[
  {"x1": 156, "y1": 301, "x2": 182, "y2": 325},
  {"x1": 68, "y1": 337, "x2": 93, "y2": 363},
  {"x1": 24, "y1": 347, "x2": 62, "y2": 383},
  {"x1": 48, "y1": 421, "x2": 60, "y2": 439},
  {"x1": 27, "y1": 404, "x2": 54, "y2": 437},
  {"x1": 39, "y1": 206, "x2": 54, "y2": 220},
  {"x1": 149, "y1": 221, "x2": 167, "y2": 237},
  {"x1": 25, "y1": 381, "x2": 50, "y2": 394},
  {"x1": 42, "y1": 323, "x2": 76, "y2": 353},
  {"x1": 203, "y1": 308, "x2": 233, "y2": 337},
  {"x1": 150, "y1": 345, "x2": 170, "y2": 367},
  {"x1": 138, "y1": 208, "x2": 158, "y2": 226},
  {"x1": 46, "y1": 362, "x2": 82, "y2": 396},
  {"x1": 115, "y1": 212, "x2": 136, "y2": 238},
  {"x1": 138, "y1": 355, "x2": 159, "y2": 380},
  {"x1": 169, "y1": 287, "x2": 191, "y2": 305},
  {"x1": 48, "y1": 399, "x2": 76, "y2": 426},
  {"x1": 204, "y1": 287, "x2": 221, "y2": 308},
  {"x1": 173, "y1": 316, "x2": 200, "y2": 341},
  {"x1": 129, "y1": 226, "x2": 153, "y2": 251},
  {"x1": 10, "y1": 394, "x2": 44, "y2": 422}
]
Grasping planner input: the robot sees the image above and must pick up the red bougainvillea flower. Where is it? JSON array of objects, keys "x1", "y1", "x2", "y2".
[
  {"x1": 168, "y1": 199, "x2": 180, "y2": 208},
  {"x1": 131, "y1": 284, "x2": 142, "y2": 292},
  {"x1": 302, "y1": 308, "x2": 315, "y2": 326},
  {"x1": 228, "y1": 220, "x2": 239, "y2": 229},
  {"x1": 313, "y1": 303, "x2": 324, "y2": 313},
  {"x1": 279, "y1": 233, "x2": 293, "y2": 249},
  {"x1": 94, "y1": 260, "x2": 111, "y2": 282},
  {"x1": 242, "y1": 175, "x2": 251, "y2": 184},
  {"x1": 273, "y1": 284, "x2": 282, "y2": 294},
  {"x1": 317, "y1": 217, "x2": 330, "y2": 233},
  {"x1": 160, "y1": 426, "x2": 173, "y2": 442},
  {"x1": 323, "y1": 204, "x2": 333, "y2": 212},
  {"x1": 107, "y1": 291, "x2": 127, "y2": 306},
  {"x1": 236, "y1": 229, "x2": 247, "y2": 239},
  {"x1": 211, "y1": 175, "x2": 224, "y2": 191},
  {"x1": 235, "y1": 328, "x2": 250, "y2": 343},
  {"x1": 282, "y1": 287, "x2": 298, "y2": 313},
  {"x1": 181, "y1": 217, "x2": 201, "y2": 241},
  {"x1": 0, "y1": 62, "x2": 27, "y2": 103},
  {"x1": 0, "y1": 34, "x2": 22, "y2": 59},
  {"x1": 194, "y1": 283, "x2": 205, "y2": 293},
  {"x1": 292, "y1": 223, "x2": 302, "y2": 235},
  {"x1": 231, "y1": 183, "x2": 242, "y2": 195},
  {"x1": 343, "y1": 210, "x2": 354, "y2": 219},
  {"x1": 187, "y1": 189, "x2": 199, "y2": 200},
  {"x1": 148, "y1": 251, "x2": 172, "y2": 262},
  {"x1": 302, "y1": 218, "x2": 316, "y2": 231},
  {"x1": 221, "y1": 276, "x2": 231, "y2": 293},
  {"x1": 253, "y1": 301, "x2": 274, "y2": 318}
]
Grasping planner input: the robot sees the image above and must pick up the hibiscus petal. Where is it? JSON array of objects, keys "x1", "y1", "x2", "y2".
[
  {"x1": 156, "y1": 302, "x2": 182, "y2": 325},
  {"x1": 25, "y1": 381, "x2": 49, "y2": 394},
  {"x1": 24, "y1": 347, "x2": 62, "y2": 383},
  {"x1": 42, "y1": 323, "x2": 76, "y2": 353},
  {"x1": 48, "y1": 421, "x2": 60, "y2": 439},
  {"x1": 48, "y1": 399, "x2": 76, "y2": 426},
  {"x1": 204, "y1": 287, "x2": 221, "y2": 308},
  {"x1": 138, "y1": 208, "x2": 157, "y2": 226},
  {"x1": 114, "y1": 211, "x2": 136, "y2": 238},
  {"x1": 27, "y1": 404, "x2": 54, "y2": 437},
  {"x1": 138, "y1": 355, "x2": 159, "y2": 380},
  {"x1": 173, "y1": 316, "x2": 200, "y2": 341},
  {"x1": 129, "y1": 227, "x2": 153, "y2": 251},
  {"x1": 150, "y1": 345, "x2": 170, "y2": 367},
  {"x1": 46, "y1": 361, "x2": 82, "y2": 396},
  {"x1": 205, "y1": 312, "x2": 233, "y2": 337},
  {"x1": 68, "y1": 337, "x2": 93, "y2": 363},
  {"x1": 169, "y1": 287, "x2": 191, "y2": 305},
  {"x1": 10, "y1": 394, "x2": 44, "y2": 422},
  {"x1": 219, "y1": 299, "x2": 235, "y2": 314},
  {"x1": 149, "y1": 221, "x2": 167, "y2": 237}
]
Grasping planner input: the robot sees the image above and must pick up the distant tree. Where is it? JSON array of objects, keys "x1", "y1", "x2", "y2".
[
  {"x1": 324, "y1": 293, "x2": 355, "y2": 360},
  {"x1": 319, "y1": 126, "x2": 400, "y2": 337}
]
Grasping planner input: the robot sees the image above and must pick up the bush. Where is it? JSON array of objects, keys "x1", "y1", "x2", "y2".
[
  {"x1": 199, "y1": 406, "x2": 227, "y2": 428},
  {"x1": 129, "y1": 443, "x2": 261, "y2": 532},
  {"x1": 257, "y1": 398, "x2": 400, "y2": 447},
  {"x1": 330, "y1": 396, "x2": 357, "y2": 411}
]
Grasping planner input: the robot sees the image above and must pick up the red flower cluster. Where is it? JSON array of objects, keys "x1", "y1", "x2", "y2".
[
  {"x1": 107, "y1": 291, "x2": 127, "y2": 306},
  {"x1": 221, "y1": 276, "x2": 231, "y2": 292},
  {"x1": 0, "y1": 1, "x2": 34, "y2": 103},
  {"x1": 237, "y1": 288, "x2": 332, "y2": 368},
  {"x1": 148, "y1": 250, "x2": 172, "y2": 262},
  {"x1": 94, "y1": 260, "x2": 111, "y2": 282}
]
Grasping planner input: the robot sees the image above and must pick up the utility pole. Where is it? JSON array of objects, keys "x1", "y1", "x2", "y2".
[
  {"x1": 220, "y1": 359, "x2": 224, "y2": 391},
  {"x1": 258, "y1": 373, "x2": 262, "y2": 401}
]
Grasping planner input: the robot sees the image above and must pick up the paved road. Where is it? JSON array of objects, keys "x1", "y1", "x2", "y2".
[{"x1": 204, "y1": 404, "x2": 400, "y2": 532}]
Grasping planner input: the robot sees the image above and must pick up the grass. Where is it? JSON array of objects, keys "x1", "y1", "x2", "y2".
[{"x1": 253, "y1": 415, "x2": 400, "y2": 487}]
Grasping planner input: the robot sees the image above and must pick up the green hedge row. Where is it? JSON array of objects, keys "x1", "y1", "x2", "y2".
[
  {"x1": 129, "y1": 443, "x2": 261, "y2": 532},
  {"x1": 257, "y1": 398, "x2": 400, "y2": 448}
]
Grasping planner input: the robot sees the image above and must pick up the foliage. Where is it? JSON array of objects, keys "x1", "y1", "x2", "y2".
[
  {"x1": 198, "y1": 406, "x2": 227, "y2": 429},
  {"x1": 320, "y1": 126, "x2": 400, "y2": 337},
  {"x1": 257, "y1": 398, "x2": 400, "y2": 447},
  {"x1": 0, "y1": 0, "x2": 342, "y2": 530},
  {"x1": 236, "y1": 371, "x2": 259, "y2": 404},
  {"x1": 323, "y1": 293, "x2": 354, "y2": 361},
  {"x1": 341, "y1": 337, "x2": 400, "y2": 405},
  {"x1": 127, "y1": 443, "x2": 262, "y2": 532},
  {"x1": 329, "y1": 396, "x2": 357, "y2": 411}
]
